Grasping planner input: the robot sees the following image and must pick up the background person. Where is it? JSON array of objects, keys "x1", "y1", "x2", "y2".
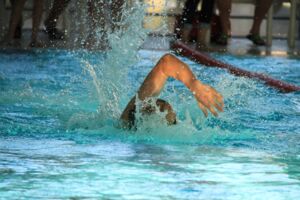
[
  {"x1": 5, "y1": 0, "x2": 44, "y2": 47},
  {"x1": 44, "y1": 0, "x2": 71, "y2": 40},
  {"x1": 214, "y1": 0, "x2": 273, "y2": 45},
  {"x1": 247, "y1": 0, "x2": 274, "y2": 45},
  {"x1": 179, "y1": 0, "x2": 215, "y2": 48}
]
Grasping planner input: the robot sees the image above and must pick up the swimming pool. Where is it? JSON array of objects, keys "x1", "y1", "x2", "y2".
[{"x1": 0, "y1": 49, "x2": 299, "y2": 199}]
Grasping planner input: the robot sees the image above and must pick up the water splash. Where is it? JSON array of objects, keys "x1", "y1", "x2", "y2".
[{"x1": 81, "y1": 2, "x2": 149, "y2": 121}]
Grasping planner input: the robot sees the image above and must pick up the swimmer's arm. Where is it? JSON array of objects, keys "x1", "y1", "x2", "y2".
[
  {"x1": 120, "y1": 97, "x2": 135, "y2": 125},
  {"x1": 136, "y1": 53, "x2": 224, "y2": 117}
]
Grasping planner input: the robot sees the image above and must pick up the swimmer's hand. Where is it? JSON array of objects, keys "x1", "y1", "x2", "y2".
[{"x1": 189, "y1": 80, "x2": 224, "y2": 117}]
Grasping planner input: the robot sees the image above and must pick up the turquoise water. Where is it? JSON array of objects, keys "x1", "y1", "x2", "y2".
[{"x1": 0, "y1": 49, "x2": 300, "y2": 199}]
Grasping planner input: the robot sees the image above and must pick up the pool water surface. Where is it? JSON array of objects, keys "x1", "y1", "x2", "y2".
[{"x1": 0, "y1": 49, "x2": 299, "y2": 199}]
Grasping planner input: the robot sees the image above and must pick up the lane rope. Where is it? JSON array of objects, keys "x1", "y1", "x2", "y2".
[{"x1": 171, "y1": 41, "x2": 300, "y2": 93}]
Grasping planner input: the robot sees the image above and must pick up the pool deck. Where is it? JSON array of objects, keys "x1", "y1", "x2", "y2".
[{"x1": 1, "y1": 30, "x2": 300, "y2": 57}]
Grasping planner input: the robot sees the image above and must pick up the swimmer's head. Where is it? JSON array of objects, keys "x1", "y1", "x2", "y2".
[
  {"x1": 145, "y1": 99, "x2": 177, "y2": 125},
  {"x1": 128, "y1": 99, "x2": 177, "y2": 129}
]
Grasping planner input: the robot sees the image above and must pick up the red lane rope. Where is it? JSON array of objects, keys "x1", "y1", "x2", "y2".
[{"x1": 171, "y1": 41, "x2": 300, "y2": 93}]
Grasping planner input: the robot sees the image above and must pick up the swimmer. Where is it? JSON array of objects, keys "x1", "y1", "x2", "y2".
[{"x1": 120, "y1": 53, "x2": 224, "y2": 129}]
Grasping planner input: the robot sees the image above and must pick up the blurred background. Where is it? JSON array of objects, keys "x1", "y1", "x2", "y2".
[{"x1": 0, "y1": 0, "x2": 299, "y2": 53}]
